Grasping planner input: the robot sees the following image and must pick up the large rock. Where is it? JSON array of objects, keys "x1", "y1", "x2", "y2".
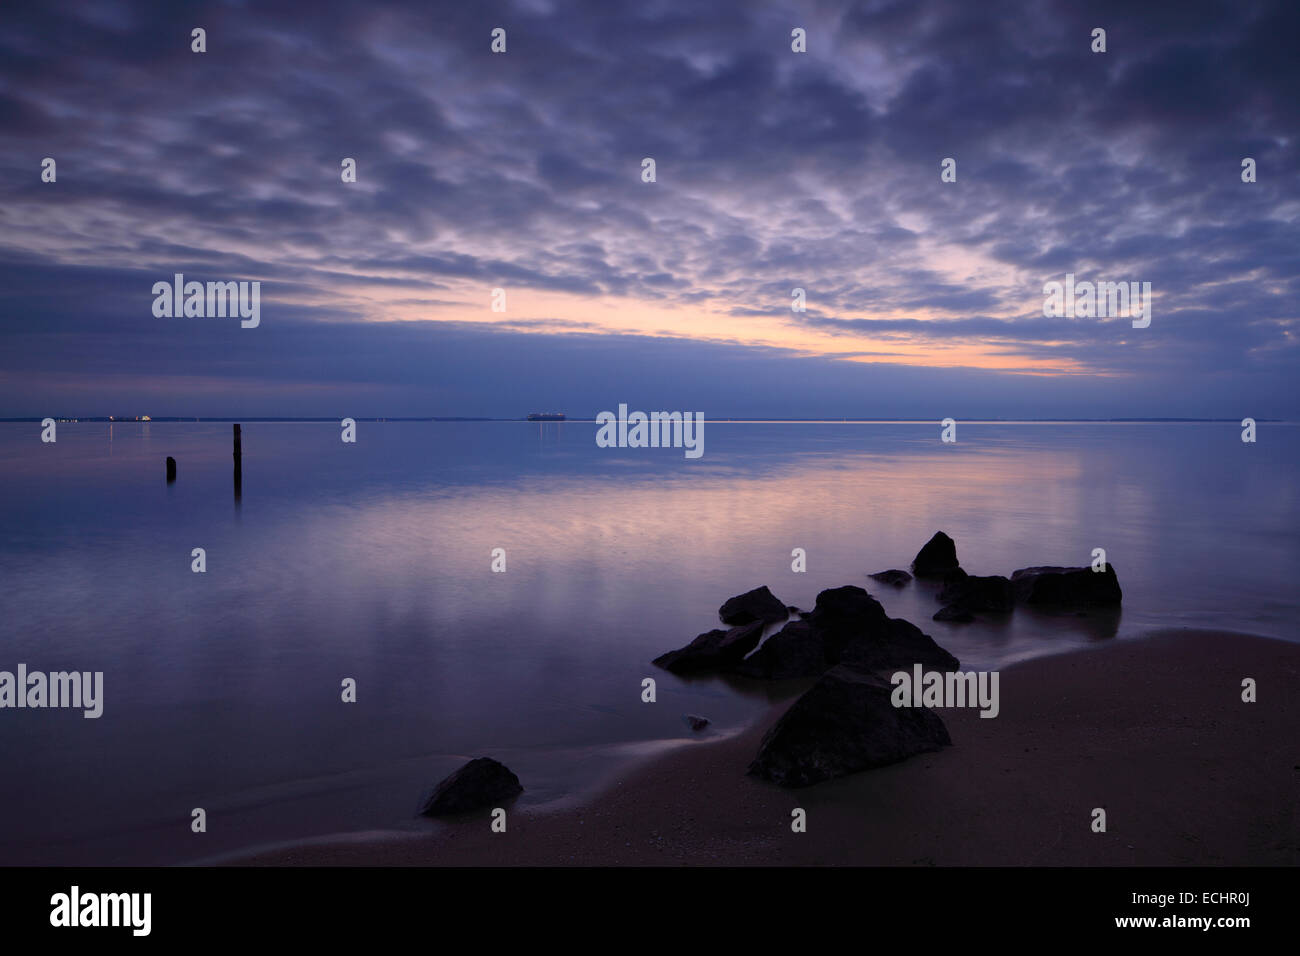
[
  {"x1": 731, "y1": 620, "x2": 829, "y2": 679},
  {"x1": 419, "y1": 757, "x2": 523, "y2": 816},
  {"x1": 937, "y1": 568, "x2": 1014, "y2": 612},
  {"x1": 748, "y1": 666, "x2": 952, "y2": 787},
  {"x1": 911, "y1": 531, "x2": 960, "y2": 576},
  {"x1": 1011, "y1": 564, "x2": 1122, "y2": 607},
  {"x1": 653, "y1": 620, "x2": 765, "y2": 674},
  {"x1": 839, "y1": 616, "x2": 960, "y2": 672},
  {"x1": 868, "y1": 569, "x2": 912, "y2": 587},
  {"x1": 734, "y1": 587, "x2": 958, "y2": 678},
  {"x1": 718, "y1": 586, "x2": 788, "y2": 626},
  {"x1": 806, "y1": 585, "x2": 890, "y2": 642}
]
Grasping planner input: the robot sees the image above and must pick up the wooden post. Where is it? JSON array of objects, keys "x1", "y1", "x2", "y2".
[
  {"x1": 166, "y1": 456, "x2": 176, "y2": 482},
  {"x1": 233, "y1": 423, "x2": 242, "y2": 498}
]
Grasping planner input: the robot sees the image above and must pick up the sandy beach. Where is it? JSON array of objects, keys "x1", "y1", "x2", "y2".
[{"x1": 235, "y1": 628, "x2": 1299, "y2": 866}]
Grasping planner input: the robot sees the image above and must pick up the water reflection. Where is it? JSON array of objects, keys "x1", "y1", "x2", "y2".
[{"x1": 0, "y1": 421, "x2": 1295, "y2": 863}]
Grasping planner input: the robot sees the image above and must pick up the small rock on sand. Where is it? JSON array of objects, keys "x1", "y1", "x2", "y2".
[{"x1": 419, "y1": 757, "x2": 523, "y2": 816}]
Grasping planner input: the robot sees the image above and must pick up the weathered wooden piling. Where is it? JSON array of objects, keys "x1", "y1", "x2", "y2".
[
  {"x1": 233, "y1": 423, "x2": 242, "y2": 498},
  {"x1": 166, "y1": 456, "x2": 177, "y2": 482}
]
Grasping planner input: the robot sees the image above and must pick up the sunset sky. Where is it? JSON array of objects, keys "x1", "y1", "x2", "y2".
[{"x1": 1, "y1": 0, "x2": 1296, "y2": 418}]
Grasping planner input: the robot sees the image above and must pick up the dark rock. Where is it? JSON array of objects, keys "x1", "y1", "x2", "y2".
[
  {"x1": 785, "y1": 605, "x2": 801, "y2": 613},
  {"x1": 934, "y1": 604, "x2": 975, "y2": 623},
  {"x1": 808, "y1": 586, "x2": 958, "y2": 669},
  {"x1": 911, "y1": 531, "x2": 960, "y2": 576},
  {"x1": 718, "y1": 586, "x2": 788, "y2": 626},
  {"x1": 653, "y1": 620, "x2": 765, "y2": 674},
  {"x1": 682, "y1": 713, "x2": 710, "y2": 732},
  {"x1": 839, "y1": 616, "x2": 960, "y2": 672},
  {"x1": 736, "y1": 588, "x2": 959, "y2": 677},
  {"x1": 419, "y1": 757, "x2": 523, "y2": 816},
  {"x1": 732, "y1": 620, "x2": 829, "y2": 679},
  {"x1": 806, "y1": 585, "x2": 890, "y2": 639},
  {"x1": 1011, "y1": 564, "x2": 1122, "y2": 607},
  {"x1": 937, "y1": 568, "x2": 1013, "y2": 612},
  {"x1": 868, "y1": 569, "x2": 912, "y2": 587},
  {"x1": 748, "y1": 666, "x2": 952, "y2": 787}
]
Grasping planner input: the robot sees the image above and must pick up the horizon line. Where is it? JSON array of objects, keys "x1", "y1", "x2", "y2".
[{"x1": 3, "y1": 416, "x2": 1284, "y2": 424}]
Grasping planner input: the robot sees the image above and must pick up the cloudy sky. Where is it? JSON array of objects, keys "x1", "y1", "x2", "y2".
[{"x1": 1, "y1": 0, "x2": 1295, "y2": 418}]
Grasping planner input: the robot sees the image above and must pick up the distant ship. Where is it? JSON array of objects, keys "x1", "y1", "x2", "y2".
[{"x1": 527, "y1": 412, "x2": 566, "y2": 421}]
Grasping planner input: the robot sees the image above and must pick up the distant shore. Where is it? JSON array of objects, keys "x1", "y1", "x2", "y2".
[{"x1": 233, "y1": 628, "x2": 1299, "y2": 866}]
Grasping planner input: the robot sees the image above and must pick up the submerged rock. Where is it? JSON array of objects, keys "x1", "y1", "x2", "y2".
[
  {"x1": 933, "y1": 604, "x2": 975, "y2": 623},
  {"x1": 911, "y1": 531, "x2": 960, "y2": 576},
  {"x1": 718, "y1": 586, "x2": 789, "y2": 626},
  {"x1": 868, "y1": 569, "x2": 912, "y2": 587},
  {"x1": 653, "y1": 620, "x2": 765, "y2": 674},
  {"x1": 681, "y1": 713, "x2": 710, "y2": 732},
  {"x1": 937, "y1": 568, "x2": 1014, "y2": 612},
  {"x1": 419, "y1": 757, "x2": 523, "y2": 816},
  {"x1": 1010, "y1": 564, "x2": 1122, "y2": 607},
  {"x1": 748, "y1": 666, "x2": 952, "y2": 787}
]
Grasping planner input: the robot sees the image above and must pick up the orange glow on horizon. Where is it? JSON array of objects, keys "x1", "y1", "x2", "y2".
[{"x1": 303, "y1": 278, "x2": 1091, "y2": 375}]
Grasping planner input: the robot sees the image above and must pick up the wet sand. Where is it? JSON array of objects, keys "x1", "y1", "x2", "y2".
[{"x1": 235, "y1": 629, "x2": 1299, "y2": 866}]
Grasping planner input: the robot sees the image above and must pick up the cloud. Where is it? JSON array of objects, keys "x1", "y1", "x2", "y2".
[{"x1": 0, "y1": 0, "x2": 1295, "y2": 415}]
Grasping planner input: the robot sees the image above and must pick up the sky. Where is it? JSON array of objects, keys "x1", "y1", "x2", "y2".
[{"x1": 0, "y1": 0, "x2": 1296, "y2": 419}]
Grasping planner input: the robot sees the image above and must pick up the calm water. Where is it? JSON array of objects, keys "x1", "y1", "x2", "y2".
[{"x1": 1, "y1": 421, "x2": 1297, "y2": 864}]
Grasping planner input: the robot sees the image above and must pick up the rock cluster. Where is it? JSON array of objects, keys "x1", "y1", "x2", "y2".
[{"x1": 649, "y1": 532, "x2": 1124, "y2": 788}]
